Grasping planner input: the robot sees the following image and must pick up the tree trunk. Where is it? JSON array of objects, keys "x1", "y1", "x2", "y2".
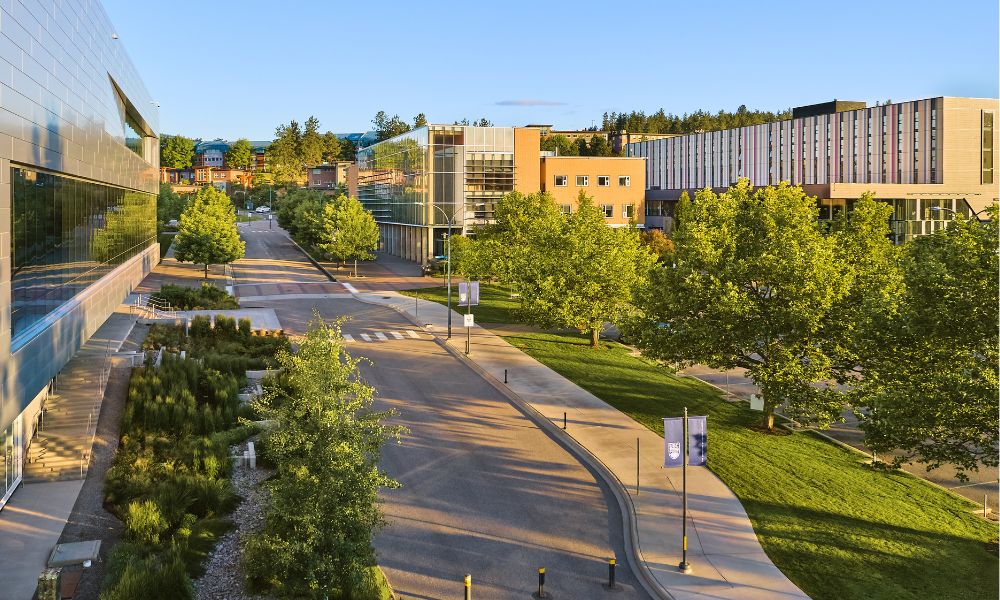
[
  {"x1": 590, "y1": 327, "x2": 600, "y2": 348},
  {"x1": 204, "y1": 263, "x2": 209, "y2": 280},
  {"x1": 762, "y1": 398, "x2": 775, "y2": 430}
]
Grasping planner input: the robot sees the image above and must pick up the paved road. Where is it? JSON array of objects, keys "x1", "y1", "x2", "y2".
[{"x1": 236, "y1": 225, "x2": 651, "y2": 599}]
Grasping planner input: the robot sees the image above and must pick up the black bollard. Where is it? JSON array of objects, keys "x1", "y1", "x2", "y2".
[
  {"x1": 563, "y1": 412, "x2": 567, "y2": 429},
  {"x1": 504, "y1": 368, "x2": 508, "y2": 384},
  {"x1": 608, "y1": 557, "x2": 616, "y2": 589},
  {"x1": 538, "y1": 567, "x2": 546, "y2": 597}
]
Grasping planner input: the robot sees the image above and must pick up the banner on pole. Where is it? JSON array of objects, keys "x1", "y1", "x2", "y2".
[
  {"x1": 663, "y1": 417, "x2": 683, "y2": 467},
  {"x1": 688, "y1": 416, "x2": 707, "y2": 466},
  {"x1": 663, "y1": 416, "x2": 708, "y2": 467},
  {"x1": 458, "y1": 281, "x2": 480, "y2": 307}
]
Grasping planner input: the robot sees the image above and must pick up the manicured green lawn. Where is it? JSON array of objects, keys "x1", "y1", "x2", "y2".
[{"x1": 407, "y1": 285, "x2": 999, "y2": 600}]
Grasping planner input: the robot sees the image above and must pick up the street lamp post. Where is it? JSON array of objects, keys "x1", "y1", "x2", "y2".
[
  {"x1": 928, "y1": 205, "x2": 990, "y2": 220},
  {"x1": 418, "y1": 203, "x2": 455, "y2": 339},
  {"x1": 233, "y1": 190, "x2": 249, "y2": 225}
]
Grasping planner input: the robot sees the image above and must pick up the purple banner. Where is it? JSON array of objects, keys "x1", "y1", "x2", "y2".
[
  {"x1": 688, "y1": 416, "x2": 707, "y2": 466},
  {"x1": 663, "y1": 417, "x2": 684, "y2": 467}
]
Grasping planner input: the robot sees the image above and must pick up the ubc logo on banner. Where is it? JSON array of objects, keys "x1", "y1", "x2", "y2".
[
  {"x1": 667, "y1": 442, "x2": 681, "y2": 461},
  {"x1": 663, "y1": 416, "x2": 708, "y2": 467},
  {"x1": 663, "y1": 418, "x2": 684, "y2": 467}
]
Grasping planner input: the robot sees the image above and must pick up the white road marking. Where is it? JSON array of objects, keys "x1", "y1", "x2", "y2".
[
  {"x1": 407, "y1": 330, "x2": 420, "y2": 339},
  {"x1": 374, "y1": 332, "x2": 388, "y2": 341},
  {"x1": 342, "y1": 282, "x2": 359, "y2": 294},
  {"x1": 360, "y1": 333, "x2": 372, "y2": 342},
  {"x1": 389, "y1": 331, "x2": 404, "y2": 339},
  {"x1": 342, "y1": 334, "x2": 355, "y2": 343}
]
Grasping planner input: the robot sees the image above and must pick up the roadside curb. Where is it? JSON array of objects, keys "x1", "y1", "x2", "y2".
[
  {"x1": 348, "y1": 292, "x2": 673, "y2": 600},
  {"x1": 282, "y1": 234, "x2": 338, "y2": 282}
]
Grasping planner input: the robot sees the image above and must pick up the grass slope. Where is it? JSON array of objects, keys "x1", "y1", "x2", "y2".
[{"x1": 408, "y1": 285, "x2": 999, "y2": 600}]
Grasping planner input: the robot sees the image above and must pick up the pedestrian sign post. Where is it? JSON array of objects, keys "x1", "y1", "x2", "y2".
[{"x1": 459, "y1": 282, "x2": 479, "y2": 355}]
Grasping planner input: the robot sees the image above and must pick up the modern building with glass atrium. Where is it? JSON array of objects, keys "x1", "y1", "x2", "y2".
[
  {"x1": 627, "y1": 97, "x2": 999, "y2": 241},
  {"x1": 0, "y1": 2, "x2": 159, "y2": 509},
  {"x1": 356, "y1": 125, "x2": 646, "y2": 262}
]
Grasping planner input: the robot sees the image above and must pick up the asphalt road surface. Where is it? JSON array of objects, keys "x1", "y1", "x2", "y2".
[{"x1": 236, "y1": 225, "x2": 651, "y2": 599}]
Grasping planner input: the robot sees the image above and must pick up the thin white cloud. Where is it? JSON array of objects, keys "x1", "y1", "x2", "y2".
[{"x1": 495, "y1": 99, "x2": 567, "y2": 107}]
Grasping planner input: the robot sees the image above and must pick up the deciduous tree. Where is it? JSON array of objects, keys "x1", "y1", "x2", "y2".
[
  {"x1": 624, "y1": 180, "x2": 860, "y2": 430},
  {"x1": 855, "y1": 210, "x2": 999, "y2": 477},
  {"x1": 522, "y1": 191, "x2": 654, "y2": 347},
  {"x1": 160, "y1": 134, "x2": 195, "y2": 169},
  {"x1": 173, "y1": 186, "x2": 245, "y2": 278},
  {"x1": 639, "y1": 228, "x2": 674, "y2": 261},
  {"x1": 244, "y1": 314, "x2": 402, "y2": 597},
  {"x1": 224, "y1": 138, "x2": 255, "y2": 180},
  {"x1": 317, "y1": 195, "x2": 380, "y2": 275}
]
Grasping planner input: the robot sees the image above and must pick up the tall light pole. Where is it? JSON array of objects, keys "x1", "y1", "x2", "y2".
[
  {"x1": 233, "y1": 190, "x2": 249, "y2": 225},
  {"x1": 928, "y1": 205, "x2": 990, "y2": 220},
  {"x1": 415, "y1": 202, "x2": 455, "y2": 339}
]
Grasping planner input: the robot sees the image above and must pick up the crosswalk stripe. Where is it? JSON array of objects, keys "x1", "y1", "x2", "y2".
[
  {"x1": 360, "y1": 333, "x2": 372, "y2": 342},
  {"x1": 374, "y1": 332, "x2": 388, "y2": 341},
  {"x1": 342, "y1": 334, "x2": 354, "y2": 343},
  {"x1": 407, "y1": 330, "x2": 420, "y2": 339},
  {"x1": 389, "y1": 331, "x2": 404, "y2": 339}
]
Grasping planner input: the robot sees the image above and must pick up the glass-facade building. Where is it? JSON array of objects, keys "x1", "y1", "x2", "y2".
[
  {"x1": 0, "y1": 1, "x2": 159, "y2": 510},
  {"x1": 11, "y1": 168, "x2": 155, "y2": 346},
  {"x1": 357, "y1": 126, "x2": 517, "y2": 260}
]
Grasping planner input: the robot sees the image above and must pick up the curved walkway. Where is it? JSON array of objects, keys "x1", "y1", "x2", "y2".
[{"x1": 353, "y1": 287, "x2": 809, "y2": 600}]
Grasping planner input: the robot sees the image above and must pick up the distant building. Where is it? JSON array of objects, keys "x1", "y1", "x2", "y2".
[
  {"x1": 627, "y1": 97, "x2": 999, "y2": 240},
  {"x1": 356, "y1": 125, "x2": 646, "y2": 263},
  {"x1": 161, "y1": 139, "x2": 270, "y2": 190},
  {"x1": 307, "y1": 162, "x2": 353, "y2": 190}
]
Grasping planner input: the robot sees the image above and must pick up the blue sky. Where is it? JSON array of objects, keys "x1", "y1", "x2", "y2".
[{"x1": 102, "y1": 0, "x2": 999, "y2": 140}]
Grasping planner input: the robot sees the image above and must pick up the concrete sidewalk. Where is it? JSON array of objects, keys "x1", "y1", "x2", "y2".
[
  {"x1": 0, "y1": 306, "x2": 140, "y2": 600},
  {"x1": 352, "y1": 289, "x2": 808, "y2": 600}
]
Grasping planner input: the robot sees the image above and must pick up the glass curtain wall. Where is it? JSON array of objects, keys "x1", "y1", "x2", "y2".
[
  {"x1": 357, "y1": 125, "x2": 515, "y2": 231},
  {"x1": 11, "y1": 167, "x2": 156, "y2": 345},
  {"x1": 357, "y1": 127, "x2": 430, "y2": 226}
]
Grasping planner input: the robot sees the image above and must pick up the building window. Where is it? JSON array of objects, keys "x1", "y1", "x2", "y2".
[
  {"x1": 597, "y1": 175, "x2": 610, "y2": 186},
  {"x1": 984, "y1": 111, "x2": 994, "y2": 184},
  {"x1": 619, "y1": 175, "x2": 630, "y2": 187},
  {"x1": 11, "y1": 167, "x2": 155, "y2": 346},
  {"x1": 554, "y1": 175, "x2": 567, "y2": 187},
  {"x1": 576, "y1": 175, "x2": 589, "y2": 186},
  {"x1": 623, "y1": 204, "x2": 635, "y2": 219},
  {"x1": 560, "y1": 204, "x2": 572, "y2": 215},
  {"x1": 601, "y1": 204, "x2": 613, "y2": 218},
  {"x1": 931, "y1": 107, "x2": 938, "y2": 182}
]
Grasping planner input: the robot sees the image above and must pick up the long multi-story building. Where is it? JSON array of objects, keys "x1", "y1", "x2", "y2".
[
  {"x1": 0, "y1": 2, "x2": 159, "y2": 509},
  {"x1": 627, "y1": 97, "x2": 999, "y2": 242},
  {"x1": 356, "y1": 125, "x2": 646, "y2": 262}
]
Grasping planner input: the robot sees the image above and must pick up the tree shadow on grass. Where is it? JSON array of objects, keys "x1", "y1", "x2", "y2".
[{"x1": 741, "y1": 499, "x2": 999, "y2": 600}]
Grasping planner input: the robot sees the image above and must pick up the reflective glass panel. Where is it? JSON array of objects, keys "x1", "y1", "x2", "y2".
[{"x1": 11, "y1": 167, "x2": 155, "y2": 346}]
